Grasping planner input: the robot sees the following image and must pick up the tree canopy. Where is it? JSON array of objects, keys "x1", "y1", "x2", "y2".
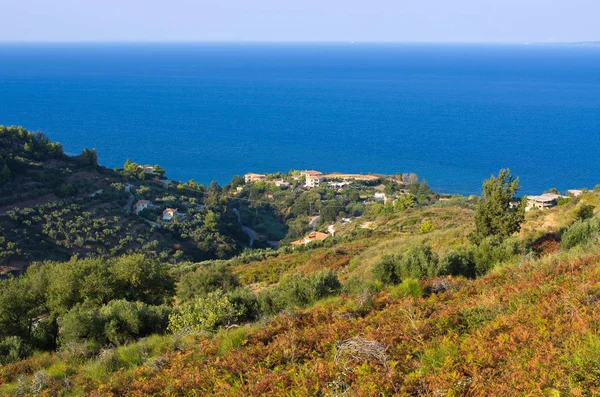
[{"x1": 469, "y1": 169, "x2": 525, "y2": 244}]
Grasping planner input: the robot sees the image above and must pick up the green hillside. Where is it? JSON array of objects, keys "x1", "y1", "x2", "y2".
[{"x1": 1, "y1": 126, "x2": 599, "y2": 396}]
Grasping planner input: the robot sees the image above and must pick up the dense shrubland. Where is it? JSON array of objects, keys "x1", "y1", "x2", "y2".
[{"x1": 4, "y1": 129, "x2": 600, "y2": 395}]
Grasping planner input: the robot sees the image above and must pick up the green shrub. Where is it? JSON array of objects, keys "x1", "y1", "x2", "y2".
[
  {"x1": 227, "y1": 287, "x2": 260, "y2": 323},
  {"x1": 472, "y1": 237, "x2": 521, "y2": 276},
  {"x1": 176, "y1": 264, "x2": 240, "y2": 303},
  {"x1": 168, "y1": 290, "x2": 240, "y2": 333},
  {"x1": 218, "y1": 326, "x2": 250, "y2": 355},
  {"x1": 420, "y1": 220, "x2": 435, "y2": 233},
  {"x1": 258, "y1": 270, "x2": 342, "y2": 315},
  {"x1": 390, "y1": 278, "x2": 423, "y2": 298},
  {"x1": 59, "y1": 300, "x2": 171, "y2": 347},
  {"x1": 576, "y1": 204, "x2": 595, "y2": 221},
  {"x1": 0, "y1": 336, "x2": 31, "y2": 365},
  {"x1": 561, "y1": 216, "x2": 600, "y2": 249},
  {"x1": 440, "y1": 247, "x2": 477, "y2": 279},
  {"x1": 372, "y1": 243, "x2": 442, "y2": 285},
  {"x1": 373, "y1": 255, "x2": 401, "y2": 285}
]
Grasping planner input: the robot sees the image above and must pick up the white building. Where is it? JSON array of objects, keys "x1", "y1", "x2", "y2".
[
  {"x1": 374, "y1": 193, "x2": 387, "y2": 202},
  {"x1": 244, "y1": 173, "x2": 267, "y2": 183},
  {"x1": 141, "y1": 165, "x2": 155, "y2": 174},
  {"x1": 162, "y1": 208, "x2": 178, "y2": 221},
  {"x1": 526, "y1": 193, "x2": 562, "y2": 211},
  {"x1": 328, "y1": 181, "x2": 349, "y2": 189},
  {"x1": 275, "y1": 180, "x2": 291, "y2": 188},
  {"x1": 568, "y1": 189, "x2": 584, "y2": 198},
  {"x1": 305, "y1": 174, "x2": 324, "y2": 188},
  {"x1": 134, "y1": 200, "x2": 150, "y2": 214}
]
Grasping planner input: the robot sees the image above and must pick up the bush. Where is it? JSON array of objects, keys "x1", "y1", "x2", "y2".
[
  {"x1": 227, "y1": 287, "x2": 260, "y2": 323},
  {"x1": 420, "y1": 220, "x2": 435, "y2": 233},
  {"x1": 56, "y1": 183, "x2": 77, "y2": 198},
  {"x1": 472, "y1": 237, "x2": 521, "y2": 276},
  {"x1": 258, "y1": 270, "x2": 342, "y2": 315},
  {"x1": 440, "y1": 247, "x2": 477, "y2": 279},
  {"x1": 576, "y1": 204, "x2": 595, "y2": 221},
  {"x1": 372, "y1": 244, "x2": 442, "y2": 285},
  {"x1": 59, "y1": 300, "x2": 171, "y2": 347},
  {"x1": 561, "y1": 216, "x2": 600, "y2": 249},
  {"x1": 390, "y1": 278, "x2": 423, "y2": 299},
  {"x1": 176, "y1": 264, "x2": 241, "y2": 303},
  {"x1": 0, "y1": 336, "x2": 31, "y2": 365},
  {"x1": 168, "y1": 290, "x2": 240, "y2": 333}
]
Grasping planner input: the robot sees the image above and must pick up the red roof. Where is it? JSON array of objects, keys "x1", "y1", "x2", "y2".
[{"x1": 302, "y1": 170, "x2": 323, "y2": 176}]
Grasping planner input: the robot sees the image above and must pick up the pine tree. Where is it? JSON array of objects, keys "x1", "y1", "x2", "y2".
[{"x1": 469, "y1": 169, "x2": 525, "y2": 244}]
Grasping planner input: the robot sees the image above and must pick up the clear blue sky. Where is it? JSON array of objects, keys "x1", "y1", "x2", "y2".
[{"x1": 2, "y1": 0, "x2": 598, "y2": 43}]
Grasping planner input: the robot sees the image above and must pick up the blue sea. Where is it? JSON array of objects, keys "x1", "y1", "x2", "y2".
[{"x1": 1, "y1": 43, "x2": 599, "y2": 195}]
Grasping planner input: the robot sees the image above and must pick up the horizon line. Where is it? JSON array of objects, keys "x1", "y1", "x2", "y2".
[{"x1": 0, "y1": 39, "x2": 598, "y2": 45}]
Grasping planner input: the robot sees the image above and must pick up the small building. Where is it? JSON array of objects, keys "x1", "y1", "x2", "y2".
[
  {"x1": 568, "y1": 189, "x2": 584, "y2": 198},
  {"x1": 162, "y1": 208, "x2": 178, "y2": 221},
  {"x1": 290, "y1": 231, "x2": 330, "y2": 247},
  {"x1": 373, "y1": 192, "x2": 387, "y2": 202},
  {"x1": 274, "y1": 180, "x2": 291, "y2": 188},
  {"x1": 161, "y1": 180, "x2": 172, "y2": 189},
  {"x1": 305, "y1": 174, "x2": 324, "y2": 188},
  {"x1": 134, "y1": 200, "x2": 150, "y2": 214},
  {"x1": 244, "y1": 173, "x2": 267, "y2": 183},
  {"x1": 141, "y1": 165, "x2": 155, "y2": 174},
  {"x1": 328, "y1": 181, "x2": 349, "y2": 189},
  {"x1": 526, "y1": 193, "x2": 562, "y2": 211}
]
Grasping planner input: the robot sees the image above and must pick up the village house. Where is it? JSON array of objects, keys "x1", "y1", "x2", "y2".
[
  {"x1": 328, "y1": 181, "x2": 349, "y2": 190},
  {"x1": 141, "y1": 165, "x2": 155, "y2": 174},
  {"x1": 274, "y1": 180, "x2": 291, "y2": 188},
  {"x1": 244, "y1": 173, "x2": 267, "y2": 183},
  {"x1": 373, "y1": 192, "x2": 387, "y2": 202},
  {"x1": 134, "y1": 200, "x2": 150, "y2": 214},
  {"x1": 162, "y1": 208, "x2": 178, "y2": 221},
  {"x1": 305, "y1": 174, "x2": 324, "y2": 188},
  {"x1": 161, "y1": 180, "x2": 172, "y2": 189},
  {"x1": 290, "y1": 231, "x2": 329, "y2": 247},
  {"x1": 526, "y1": 193, "x2": 562, "y2": 211}
]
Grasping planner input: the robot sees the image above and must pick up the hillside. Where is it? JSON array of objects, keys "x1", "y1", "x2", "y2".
[
  {"x1": 2, "y1": 127, "x2": 600, "y2": 396},
  {"x1": 0, "y1": 126, "x2": 247, "y2": 274}
]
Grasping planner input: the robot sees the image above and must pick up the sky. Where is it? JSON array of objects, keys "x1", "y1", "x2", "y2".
[{"x1": 1, "y1": 0, "x2": 599, "y2": 43}]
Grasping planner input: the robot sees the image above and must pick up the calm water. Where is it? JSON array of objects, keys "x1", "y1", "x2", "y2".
[{"x1": 1, "y1": 43, "x2": 599, "y2": 194}]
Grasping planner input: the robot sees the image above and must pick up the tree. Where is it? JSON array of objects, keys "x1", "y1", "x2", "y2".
[
  {"x1": 576, "y1": 204, "x2": 595, "y2": 221},
  {"x1": 77, "y1": 148, "x2": 98, "y2": 169},
  {"x1": 153, "y1": 165, "x2": 166, "y2": 178},
  {"x1": 469, "y1": 169, "x2": 525, "y2": 244}
]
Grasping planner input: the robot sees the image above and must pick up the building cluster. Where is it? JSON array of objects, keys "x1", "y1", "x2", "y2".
[
  {"x1": 244, "y1": 170, "x2": 327, "y2": 189},
  {"x1": 132, "y1": 199, "x2": 187, "y2": 223}
]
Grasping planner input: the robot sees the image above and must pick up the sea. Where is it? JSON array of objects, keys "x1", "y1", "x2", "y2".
[{"x1": 1, "y1": 42, "x2": 599, "y2": 195}]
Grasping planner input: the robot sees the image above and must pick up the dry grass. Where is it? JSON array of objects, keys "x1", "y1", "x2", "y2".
[{"x1": 334, "y1": 337, "x2": 389, "y2": 369}]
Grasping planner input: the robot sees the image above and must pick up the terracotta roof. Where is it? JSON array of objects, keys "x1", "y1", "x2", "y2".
[
  {"x1": 291, "y1": 231, "x2": 330, "y2": 246},
  {"x1": 163, "y1": 208, "x2": 178, "y2": 214},
  {"x1": 302, "y1": 170, "x2": 323, "y2": 176}
]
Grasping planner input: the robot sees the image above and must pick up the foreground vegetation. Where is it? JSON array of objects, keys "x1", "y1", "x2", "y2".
[{"x1": 2, "y1": 126, "x2": 600, "y2": 395}]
